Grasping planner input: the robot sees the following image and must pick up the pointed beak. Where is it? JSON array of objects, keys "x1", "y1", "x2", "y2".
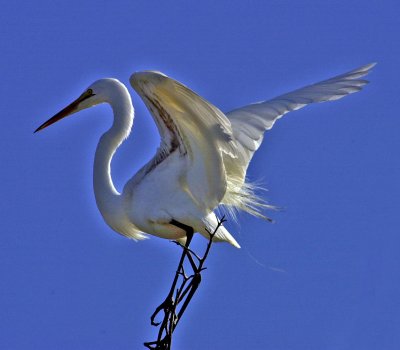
[{"x1": 34, "y1": 89, "x2": 94, "y2": 133}]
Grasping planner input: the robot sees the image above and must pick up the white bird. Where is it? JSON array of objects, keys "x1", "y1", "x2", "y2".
[{"x1": 35, "y1": 63, "x2": 375, "y2": 249}]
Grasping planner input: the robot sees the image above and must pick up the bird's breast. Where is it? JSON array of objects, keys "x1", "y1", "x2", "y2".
[{"x1": 122, "y1": 156, "x2": 208, "y2": 237}]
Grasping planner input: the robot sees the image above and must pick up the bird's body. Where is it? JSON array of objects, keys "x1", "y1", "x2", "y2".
[
  {"x1": 84, "y1": 77, "x2": 239, "y2": 246},
  {"x1": 36, "y1": 63, "x2": 375, "y2": 248}
]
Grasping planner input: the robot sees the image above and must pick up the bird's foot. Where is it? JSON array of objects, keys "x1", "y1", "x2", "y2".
[{"x1": 150, "y1": 295, "x2": 175, "y2": 327}]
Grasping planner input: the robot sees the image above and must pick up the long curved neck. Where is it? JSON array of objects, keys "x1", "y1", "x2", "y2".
[{"x1": 93, "y1": 89, "x2": 133, "y2": 220}]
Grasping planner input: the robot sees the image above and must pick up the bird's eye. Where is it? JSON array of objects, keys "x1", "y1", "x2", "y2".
[{"x1": 79, "y1": 88, "x2": 95, "y2": 101}]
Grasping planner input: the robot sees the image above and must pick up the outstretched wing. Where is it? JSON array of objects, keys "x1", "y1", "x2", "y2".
[
  {"x1": 225, "y1": 63, "x2": 376, "y2": 182},
  {"x1": 130, "y1": 71, "x2": 237, "y2": 212}
]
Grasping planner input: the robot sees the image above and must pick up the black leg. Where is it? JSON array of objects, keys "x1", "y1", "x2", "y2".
[
  {"x1": 144, "y1": 216, "x2": 225, "y2": 349},
  {"x1": 149, "y1": 220, "x2": 194, "y2": 327}
]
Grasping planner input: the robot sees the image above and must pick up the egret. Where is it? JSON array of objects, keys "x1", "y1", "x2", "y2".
[{"x1": 35, "y1": 63, "x2": 375, "y2": 249}]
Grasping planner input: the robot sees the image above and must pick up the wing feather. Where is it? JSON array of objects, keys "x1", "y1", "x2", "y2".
[
  {"x1": 129, "y1": 64, "x2": 375, "y2": 220},
  {"x1": 226, "y1": 63, "x2": 376, "y2": 182},
  {"x1": 130, "y1": 71, "x2": 237, "y2": 212}
]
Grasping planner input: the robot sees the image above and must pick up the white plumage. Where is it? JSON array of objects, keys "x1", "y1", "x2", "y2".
[{"x1": 35, "y1": 63, "x2": 375, "y2": 249}]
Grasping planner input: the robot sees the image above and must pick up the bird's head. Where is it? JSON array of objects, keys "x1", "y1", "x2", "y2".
[{"x1": 34, "y1": 79, "x2": 124, "y2": 133}]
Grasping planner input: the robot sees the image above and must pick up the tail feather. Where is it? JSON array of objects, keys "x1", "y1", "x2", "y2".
[
  {"x1": 222, "y1": 176, "x2": 277, "y2": 222},
  {"x1": 202, "y1": 214, "x2": 241, "y2": 248}
]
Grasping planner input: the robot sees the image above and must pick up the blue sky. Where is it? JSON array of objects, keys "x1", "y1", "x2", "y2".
[{"x1": 1, "y1": 1, "x2": 399, "y2": 349}]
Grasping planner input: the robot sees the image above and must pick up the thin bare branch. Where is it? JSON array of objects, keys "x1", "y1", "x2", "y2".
[{"x1": 144, "y1": 217, "x2": 226, "y2": 349}]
